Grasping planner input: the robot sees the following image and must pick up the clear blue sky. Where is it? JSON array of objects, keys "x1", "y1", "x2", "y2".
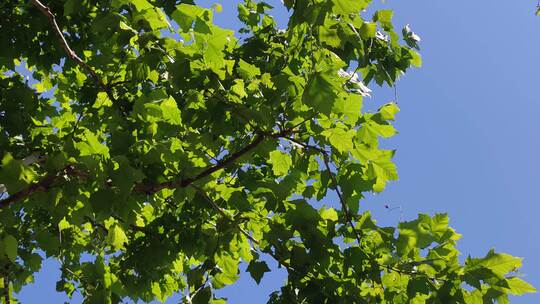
[{"x1": 18, "y1": 0, "x2": 540, "y2": 303}]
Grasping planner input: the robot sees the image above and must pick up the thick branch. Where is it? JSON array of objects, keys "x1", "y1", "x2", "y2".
[
  {"x1": 134, "y1": 131, "x2": 280, "y2": 194},
  {"x1": 0, "y1": 131, "x2": 283, "y2": 207},
  {"x1": 0, "y1": 165, "x2": 74, "y2": 209},
  {"x1": 30, "y1": 0, "x2": 116, "y2": 102}
]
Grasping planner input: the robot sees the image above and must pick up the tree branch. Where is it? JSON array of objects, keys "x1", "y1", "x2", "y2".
[
  {"x1": 0, "y1": 130, "x2": 286, "y2": 208},
  {"x1": 30, "y1": 0, "x2": 116, "y2": 102},
  {"x1": 191, "y1": 185, "x2": 323, "y2": 285},
  {"x1": 134, "y1": 130, "x2": 288, "y2": 194},
  {"x1": 282, "y1": 136, "x2": 364, "y2": 243},
  {"x1": 0, "y1": 165, "x2": 75, "y2": 209},
  {"x1": 282, "y1": 137, "x2": 449, "y2": 283}
]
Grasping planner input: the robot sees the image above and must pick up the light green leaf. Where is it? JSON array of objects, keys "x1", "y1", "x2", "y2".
[
  {"x1": 268, "y1": 151, "x2": 292, "y2": 176},
  {"x1": 374, "y1": 10, "x2": 394, "y2": 30},
  {"x1": 366, "y1": 150, "x2": 398, "y2": 192},
  {"x1": 212, "y1": 3, "x2": 223, "y2": 13},
  {"x1": 357, "y1": 120, "x2": 396, "y2": 147},
  {"x1": 332, "y1": 93, "x2": 362, "y2": 124},
  {"x1": 75, "y1": 130, "x2": 110, "y2": 157},
  {"x1": 505, "y1": 277, "x2": 537, "y2": 295},
  {"x1": 161, "y1": 97, "x2": 182, "y2": 125},
  {"x1": 151, "y1": 282, "x2": 163, "y2": 302},
  {"x1": 172, "y1": 4, "x2": 206, "y2": 31},
  {"x1": 136, "y1": 8, "x2": 171, "y2": 30},
  {"x1": 320, "y1": 208, "x2": 338, "y2": 222},
  {"x1": 332, "y1": 0, "x2": 368, "y2": 14},
  {"x1": 411, "y1": 51, "x2": 423, "y2": 67},
  {"x1": 93, "y1": 92, "x2": 112, "y2": 108},
  {"x1": 203, "y1": 26, "x2": 235, "y2": 73},
  {"x1": 58, "y1": 218, "x2": 70, "y2": 231},
  {"x1": 467, "y1": 250, "x2": 523, "y2": 277},
  {"x1": 379, "y1": 102, "x2": 400, "y2": 120},
  {"x1": 360, "y1": 22, "x2": 377, "y2": 39},
  {"x1": 322, "y1": 127, "x2": 356, "y2": 153},
  {"x1": 230, "y1": 79, "x2": 247, "y2": 99},
  {"x1": 237, "y1": 59, "x2": 261, "y2": 80},
  {"x1": 214, "y1": 253, "x2": 239, "y2": 286},
  {"x1": 107, "y1": 224, "x2": 128, "y2": 250},
  {"x1": 112, "y1": 0, "x2": 153, "y2": 11}
]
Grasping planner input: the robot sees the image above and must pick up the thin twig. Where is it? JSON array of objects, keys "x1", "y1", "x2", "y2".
[
  {"x1": 283, "y1": 136, "x2": 449, "y2": 283},
  {"x1": 281, "y1": 137, "x2": 364, "y2": 243},
  {"x1": 30, "y1": 0, "x2": 116, "y2": 102},
  {"x1": 191, "y1": 185, "x2": 321, "y2": 283}
]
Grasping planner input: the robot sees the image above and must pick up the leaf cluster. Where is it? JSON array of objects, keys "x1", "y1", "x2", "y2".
[{"x1": 0, "y1": 0, "x2": 534, "y2": 303}]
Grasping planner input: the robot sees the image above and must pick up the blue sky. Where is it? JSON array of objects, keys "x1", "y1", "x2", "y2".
[{"x1": 18, "y1": 0, "x2": 540, "y2": 303}]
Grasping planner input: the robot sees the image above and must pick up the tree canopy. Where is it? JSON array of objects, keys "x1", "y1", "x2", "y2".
[{"x1": 0, "y1": 0, "x2": 535, "y2": 303}]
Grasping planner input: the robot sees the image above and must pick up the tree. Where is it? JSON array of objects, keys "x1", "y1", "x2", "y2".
[{"x1": 0, "y1": 0, "x2": 535, "y2": 303}]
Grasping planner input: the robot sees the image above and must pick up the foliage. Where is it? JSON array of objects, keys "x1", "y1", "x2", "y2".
[{"x1": 0, "y1": 0, "x2": 535, "y2": 303}]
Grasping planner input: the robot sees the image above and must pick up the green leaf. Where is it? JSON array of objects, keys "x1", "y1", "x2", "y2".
[
  {"x1": 202, "y1": 27, "x2": 235, "y2": 75},
  {"x1": 237, "y1": 59, "x2": 261, "y2": 80},
  {"x1": 379, "y1": 102, "x2": 400, "y2": 120},
  {"x1": 3, "y1": 235, "x2": 17, "y2": 262},
  {"x1": 93, "y1": 92, "x2": 112, "y2": 108},
  {"x1": 192, "y1": 286, "x2": 211, "y2": 304},
  {"x1": 161, "y1": 97, "x2": 182, "y2": 125},
  {"x1": 322, "y1": 127, "x2": 356, "y2": 153},
  {"x1": 75, "y1": 130, "x2": 110, "y2": 157},
  {"x1": 374, "y1": 10, "x2": 394, "y2": 30},
  {"x1": 107, "y1": 224, "x2": 128, "y2": 250},
  {"x1": 505, "y1": 277, "x2": 537, "y2": 295},
  {"x1": 110, "y1": 156, "x2": 145, "y2": 194},
  {"x1": 58, "y1": 218, "x2": 70, "y2": 231},
  {"x1": 332, "y1": 93, "x2": 362, "y2": 124},
  {"x1": 332, "y1": 0, "x2": 368, "y2": 14},
  {"x1": 320, "y1": 208, "x2": 338, "y2": 222},
  {"x1": 213, "y1": 253, "x2": 239, "y2": 287},
  {"x1": 151, "y1": 282, "x2": 163, "y2": 302},
  {"x1": 411, "y1": 51, "x2": 423, "y2": 67},
  {"x1": 129, "y1": 62, "x2": 150, "y2": 82},
  {"x1": 112, "y1": 0, "x2": 153, "y2": 11},
  {"x1": 63, "y1": 0, "x2": 78, "y2": 16},
  {"x1": 172, "y1": 4, "x2": 206, "y2": 31},
  {"x1": 26, "y1": 253, "x2": 42, "y2": 272},
  {"x1": 212, "y1": 3, "x2": 223, "y2": 13},
  {"x1": 303, "y1": 70, "x2": 340, "y2": 115},
  {"x1": 230, "y1": 79, "x2": 247, "y2": 99},
  {"x1": 360, "y1": 22, "x2": 377, "y2": 39},
  {"x1": 0, "y1": 153, "x2": 37, "y2": 193},
  {"x1": 466, "y1": 250, "x2": 523, "y2": 277},
  {"x1": 268, "y1": 151, "x2": 292, "y2": 176},
  {"x1": 137, "y1": 8, "x2": 171, "y2": 30},
  {"x1": 247, "y1": 260, "x2": 271, "y2": 284},
  {"x1": 357, "y1": 120, "x2": 396, "y2": 147}
]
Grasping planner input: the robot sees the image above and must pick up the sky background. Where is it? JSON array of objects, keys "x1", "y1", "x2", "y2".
[{"x1": 17, "y1": 0, "x2": 540, "y2": 303}]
